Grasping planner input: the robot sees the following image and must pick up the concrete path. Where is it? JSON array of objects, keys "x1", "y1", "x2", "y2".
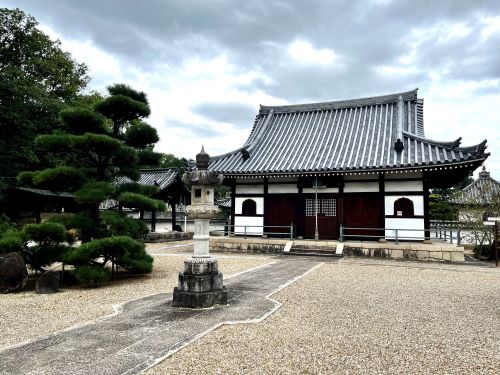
[{"x1": 0, "y1": 258, "x2": 328, "y2": 375}]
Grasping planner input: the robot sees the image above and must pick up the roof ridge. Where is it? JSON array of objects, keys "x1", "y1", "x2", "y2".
[
  {"x1": 259, "y1": 89, "x2": 418, "y2": 114},
  {"x1": 403, "y1": 131, "x2": 463, "y2": 148}
]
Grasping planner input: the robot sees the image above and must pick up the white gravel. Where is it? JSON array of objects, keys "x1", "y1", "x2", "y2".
[
  {"x1": 146, "y1": 258, "x2": 500, "y2": 375},
  {"x1": 0, "y1": 244, "x2": 273, "y2": 349}
]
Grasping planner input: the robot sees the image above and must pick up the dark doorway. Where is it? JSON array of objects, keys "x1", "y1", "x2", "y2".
[
  {"x1": 303, "y1": 195, "x2": 338, "y2": 239},
  {"x1": 265, "y1": 195, "x2": 296, "y2": 237},
  {"x1": 343, "y1": 194, "x2": 383, "y2": 240}
]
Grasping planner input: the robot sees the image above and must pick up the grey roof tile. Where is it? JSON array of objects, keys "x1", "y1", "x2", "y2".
[
  {"x1": 117, "y1": 168, "x2": 179, "y2": 190},
  {"x1": 210, "y1": 89, "x2": 489, "y2": 175}
]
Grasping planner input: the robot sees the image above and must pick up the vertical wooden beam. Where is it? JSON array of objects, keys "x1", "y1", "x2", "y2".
[
  {"x1": 151, "y1": 209, "x2": 157, "y2": 233},
  {"x1": 338, "y1": 175, "x2": 344, "y2": 240},
  {"x1": 230, "y1": 179, "x2": 236, "y2": 233},
  {"x1": 171, "y1": 199, "x2": 177, "y2": 231},
  {"x1": 423, "y1": 174, "x2": 430, "y2": 240},
  {"x1": 379, "y1": 172, "x2": 385, "y2": 239},
  {"x1": 263, "y1": 177, "x2": 269, "y2": 234},
  {"x1": 296, "y1": 177, "x2": 304, "y2": 238}
]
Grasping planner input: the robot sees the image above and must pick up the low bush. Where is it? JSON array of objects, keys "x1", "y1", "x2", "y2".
[
  {"x1": 73, "y1": 265, "x2": 110, "y2": 286},
  {"x1": 0, "y1": 229, "x2": 25, "y2": 254},
  {"x1": 100, "y1": 211, "x2": 149, "y2": 239}
]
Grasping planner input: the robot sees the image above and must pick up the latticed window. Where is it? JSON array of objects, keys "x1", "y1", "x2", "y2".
[
  {"x1": 242, "y1": 199, "x2": 257, "y2": 215},
  {"x1": 306, "y1": 198, "x2": 336, "y2": 216},
  {"x1": 322, "y1": 199, "x2": 336, "y2": 216},
  {"x1": 394, "y1": 197, "x2": 414, "y2": 217},
  {"x1": 306, "y1": 199, "x2": 316, "y2": 216}
]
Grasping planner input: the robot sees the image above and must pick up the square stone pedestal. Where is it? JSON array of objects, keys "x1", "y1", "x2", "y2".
[{"x1": 172, "y1": 257, "x2": 228, "y2": 308}]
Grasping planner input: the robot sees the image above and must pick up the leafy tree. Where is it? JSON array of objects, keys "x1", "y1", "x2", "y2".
[
  {"x1": 0, "y1": 8, "x2": 88, "y2": 202},
  {"x1": 159, "y1": 153, "x2": 186, "y2": 173},
  {"x1": 16, "y1": 83, "x2": 163, "y2": 282},
  {"x1": 459, "y1": 189, "x2": 500, "y2": 260}
]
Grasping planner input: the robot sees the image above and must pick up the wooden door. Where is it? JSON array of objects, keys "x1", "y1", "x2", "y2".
[
  {"x1": 304, "y1": 195, "x2": 338, "y2": 239},
  {"x1": 265, "y1": 195, "x2": 296, "y2": 237},
  {"x1": 343, "y1": 194, "x2": 382, "y2": 239}
]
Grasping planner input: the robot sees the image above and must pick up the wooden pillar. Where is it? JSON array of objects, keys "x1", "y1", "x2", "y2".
[
  {"x1": 230, "y1": 179, "x2": 236, "y2": 234},
  {"x1": 151, "y1": 210, "x2": 157, "y2": 232},
  {"x1": 263, "y1": 177, "x2": 269, "y2": 234},
  {"x1": 171, "y1": 199, "x2": 177, "y2": 231},
  {"x1": 338, "y1": 175, "x2": 344, "y2": 240},
  {"x1": 379, "y1": 173, "x2": 385, "y2": 239},
  {"x1": 296, "y1": 177, "x2": 304, "y2": 238},
  {"x1": 423, "y1": 175, "x2": 430, "y2": 240},
  {"x1": 139, "y1": 210, "x2": 144, "y2": 220}
]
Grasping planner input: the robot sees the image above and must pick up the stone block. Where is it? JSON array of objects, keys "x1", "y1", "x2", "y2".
[
  {"x1": 411, "y1": 244, "x2": 435, "y2": 251},
  {"x1": 391, "y1": 249, "x2": 404, "y2": 259},
  {"x1": 387, "y1": 243, "x2": 412, "y2": 250},
  {"x1": 172, "y1": 287, "x2": 228, "y2": 308},
  {"x1": 442, "y1": 252, "x2": 451, "y2": 261},
  {"x1": 416, "y1": 250, "x2": 429, "y2": 259},
  {"x1": 429, "y1": 251, "x2": 443, "y2": 260},
  {"x1": 450, "y1": 252, "x2": 464, "y2": 262}
]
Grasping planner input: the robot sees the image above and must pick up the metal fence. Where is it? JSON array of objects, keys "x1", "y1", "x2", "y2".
[
  {"x1": 210, "y1": 224, "x2": 294, "y2": 240},
  {"x1": 211, "y1": 222, "x2": 468, "y2": 244}
]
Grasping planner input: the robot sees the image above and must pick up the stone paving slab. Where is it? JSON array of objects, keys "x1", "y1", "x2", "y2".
[{"x1": 0, "y1": 258, "x2": 327, "y2": 375}]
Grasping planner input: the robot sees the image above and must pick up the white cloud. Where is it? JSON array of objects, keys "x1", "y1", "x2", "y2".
[
  {"x1": 480, "y1": 15, "x2": 500, "y2": 40},
  {"x1": 287, "y1": 39, "x2": 339, "y2": 66}
]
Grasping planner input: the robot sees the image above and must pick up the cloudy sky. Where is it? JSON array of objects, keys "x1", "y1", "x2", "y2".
[{"x1": 4, "y1": 0, "x2": 500, "y2": 179}]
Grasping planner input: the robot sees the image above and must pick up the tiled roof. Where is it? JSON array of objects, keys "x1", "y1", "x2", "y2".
[
  {"x1": 210, "y1": 89, "x2": 489, "y2": 175},
  {"x1": 460, "y1": 167, "x2": 500, "y2": 204},
  {"x1": 117, "y1": 168, "x2": 179, "y2": 190},
  {"x1": 216, "y1": 197, "x2": 231, "y2": 208}
]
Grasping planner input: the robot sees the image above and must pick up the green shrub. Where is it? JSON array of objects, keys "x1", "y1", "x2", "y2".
[
  {"x1": 64, "y1": 236, "x2": 153, "y2": 275},
  {"x1": 24, "y1": 222, "x2": 68, "y2": 271},
  {"x1": 32, "y1": 166, "x2": 86, "y2": 192},
  {"x1": 0, "y1": 214, "x2": 14, "y2": 236},
  {"x1": 0, "y1": 229, "x2": 25, "y2": 254},
  {"x1": 73, "y1": 265, "x2": 110, "y2": 286},
  {"x1": 118, "y1": 192, "x2": 166, "y2": 211},
  {"x1": 24, "y1": 222, "x2": 67, "y2": 245},
  {"x1": 100, "y1": 211, "x2": 149, "y2": 239},
  {"x1": 75, "y1": 181, "x2": 116, "y2": 206},
  {"x1": 25, "y1": 244, "x2": 69, "y2": 271}
]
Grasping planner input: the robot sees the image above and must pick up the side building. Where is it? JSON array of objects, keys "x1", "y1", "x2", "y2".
[{"x1": 209, "y1": 89, "x2": 489, "y2": 240}]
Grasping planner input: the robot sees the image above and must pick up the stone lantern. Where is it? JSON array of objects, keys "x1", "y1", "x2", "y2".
[{"x1": 172, "y1": 146, "x2": 228, "y2": 308}]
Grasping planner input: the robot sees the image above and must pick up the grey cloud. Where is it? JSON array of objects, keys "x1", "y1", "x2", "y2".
[
  {"x1": 191, "y1": 103, "x2": 256, "y2": 128},
  {"x1": 6, "y1": 0, "x2": 500, "y2": 101},
  {"x1": 167, "y1": 119, "x2": 223, "y2": 138}
]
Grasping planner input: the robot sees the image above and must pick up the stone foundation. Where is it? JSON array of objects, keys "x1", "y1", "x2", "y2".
[
  {"x1": 209, "y1": 237, "x2": 465, "y2": 262},
  {"x1": 143, "y1": 231, "x2": 193, "y2": 242},
  {"x1": 173, "y1": 257, "x2": 227, "y2": 308},
  {"x1": 210, "y1": 237, "x2": 286, "y2": 254}
]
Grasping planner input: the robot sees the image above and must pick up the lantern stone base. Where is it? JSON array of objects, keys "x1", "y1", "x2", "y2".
[{"x1": 172, "y1": 256, "x2": 228, "y2": 308}]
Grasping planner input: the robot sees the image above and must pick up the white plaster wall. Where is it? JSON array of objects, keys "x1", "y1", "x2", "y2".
[
  {"x1": 235, "y1": 184, "x2": 264, "y2": 194},
  {"x1": 303, "y1": 187, "x2": 339, "y2": 193},
  {"x1": 384, "y1": 195, "x2": 423, "y2": 215},
  {"x1": 234, "y1": 216, "x2": 264, "y2": 235},
  {"x1": 235, "y1": 197, "x2": 264, "y2": 215},
  {"x1": 268, "y1": 184, "x2": 298, "y2": 194},
  {"x1": 344, "y1": 181, "x2": 379, "y2": 193},
  {"x1": 385, "y1": 218, "x2": 425, "y2": 239},
  {"x1": 385, "y1": 180, "x2": 423, "y2": 192}
]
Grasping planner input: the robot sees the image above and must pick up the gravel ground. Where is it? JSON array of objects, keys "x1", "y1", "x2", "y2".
[
  {"x1": 0, "y1": 243, "x2": 273, "y2": 349},
  {"x1": 146, "y1": 258, "x2": 500, "y2": 375}
]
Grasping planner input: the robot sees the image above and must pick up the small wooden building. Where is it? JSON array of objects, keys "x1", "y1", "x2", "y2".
[
  {"x1": 209, "y1": 89, "x2": 489, "y2": 240},
  {"x1": 117, "y1": 168, "x2": 189, "y2": 231}
]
